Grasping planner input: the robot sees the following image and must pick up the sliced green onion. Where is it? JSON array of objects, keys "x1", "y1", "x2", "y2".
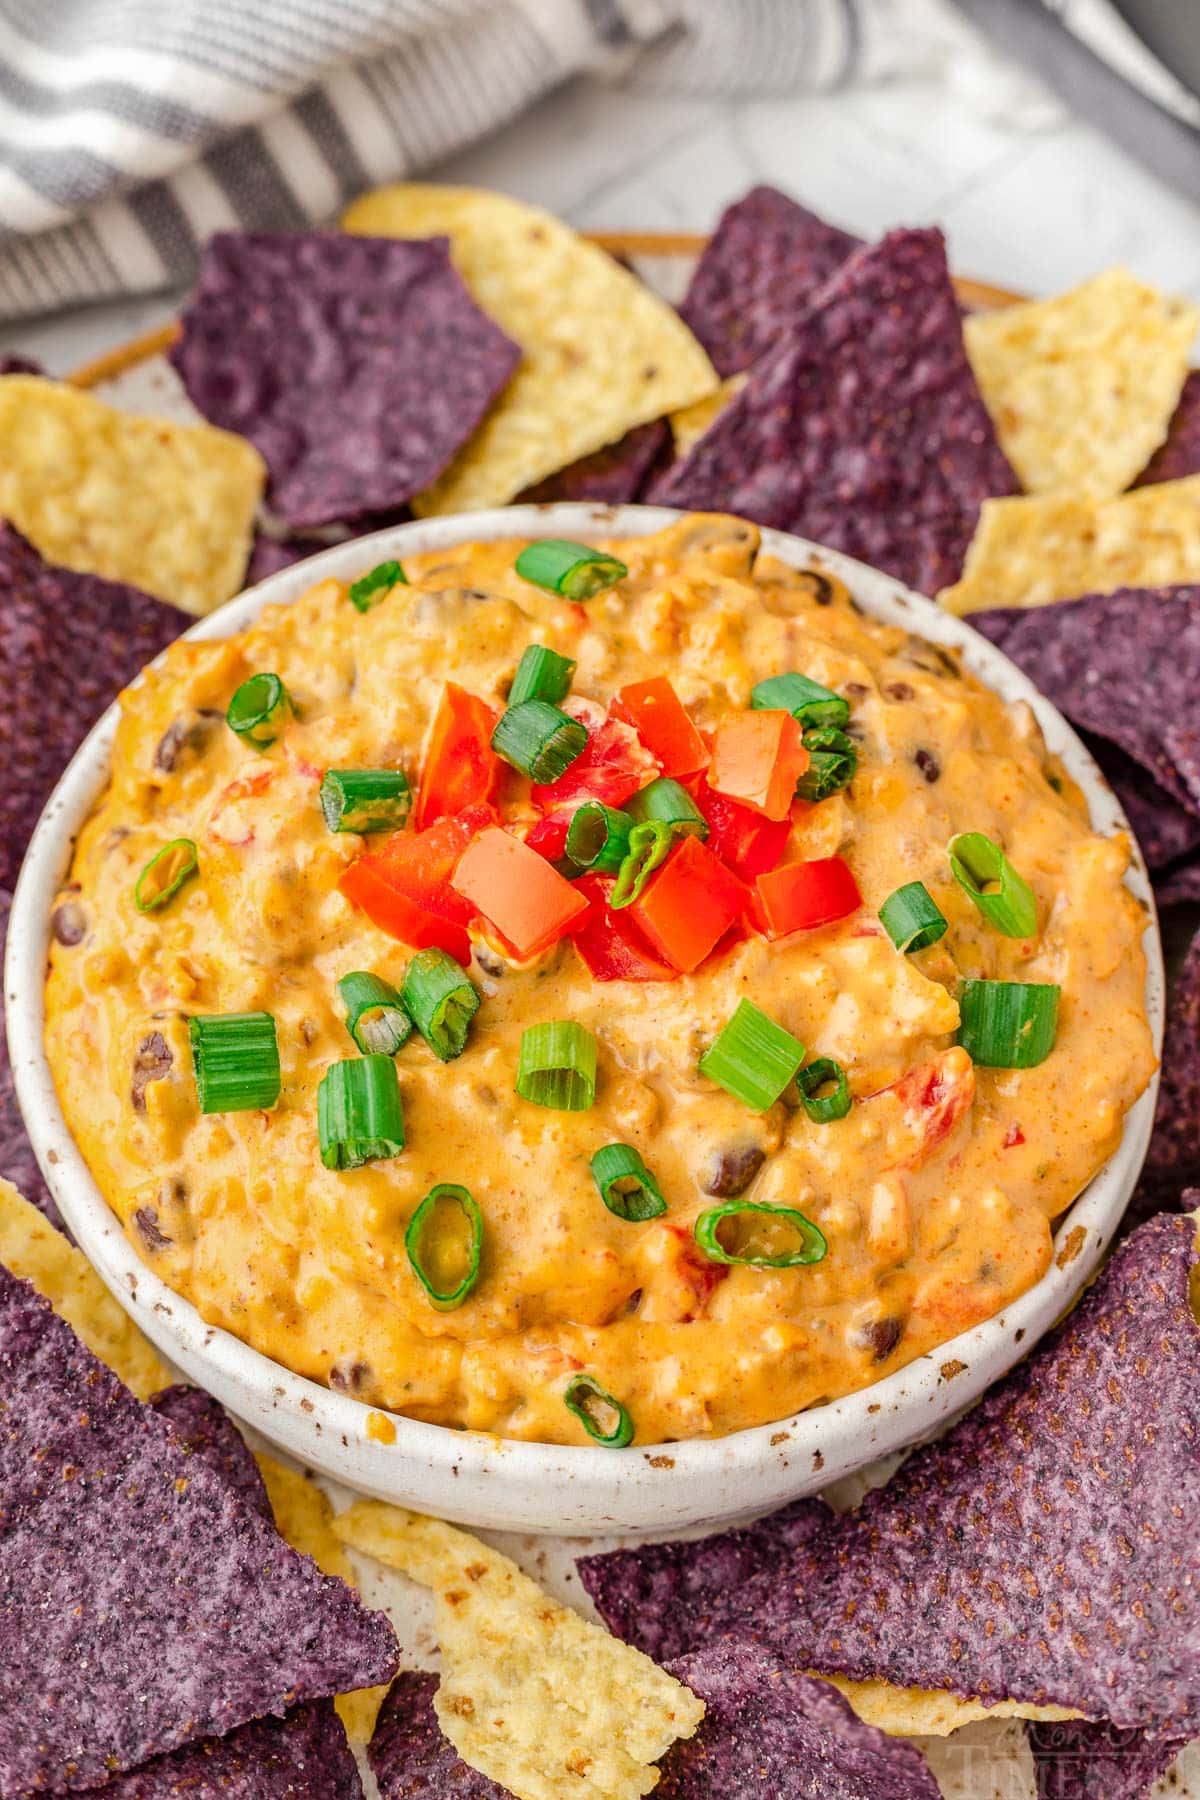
[
  {"x1": 405, "y1": 1184, "x2": 483, "y2": 1311},
  {"x1": 516, "y1": 1021, "x2": 597, "y2": 1111},
  {"x1": 134, "y1": 838, "x2": 198, "y2": 914},
  {"x1": 590, "y1": 1143, "x2": 667, "y2": 1221},
  {"x1": 626, "y1": 777, "x2": 708, "y2": 838},
  {"x1": 515, "y1": 539, "x2": 627, "y2": 600},
  {"x1": 337, "y1": 971, "x2": 412, "y2": 1056},
  {"x1": 699, "y1": 1000, "x2": 805, "y2": 1113},
  {"x1": 318, "y1": 1054, "x2": 405, "y2": 1169},
  {"x1": 609, "y1": 820, "x2": 675, "y2": 909},
  {"x1": 795, "y1": 726, "x2": 857, "y2": 802},
  {"x1": 565, "y1": 801, "x2": 634, "y2": 874},
  {"x1": 348, "y1": 559, "x2": 407, "y2": 612},
  {"x1": 320, "y1": 768, "x2": 412, "y2": 835},
  {"x1": 694, "y1": 1200, "x2": 827, "y2": 1268},
  {"x1": 957, "y1": 979, "x2": 1060, "y2": 1069},
  {"x1": 189, "y1": 1012, "x2": 280, "y2": 1114},
  {"x1": 564, "y1": 1373, "x2": 634, "y2": 1447},
  {"x1": 401, "y1": 950, "x2": 479, "y2": 1061},
  {"x1": 491, "y1": 700, "x2": 587, "y2": 784},
  {"x1": 226, "y1": 672, "x2": 292, "y2": 748},
  {"x1": 948, "y1": 832, "x2": 1037, "y2": 939},
  {"x1": 879, "y1": 881, "x2": 948, "y2": 954},
  {"x1": 796, "y1": 1057, "x2": 851, "y2": 1123},
  {"x1": 509, "y1": 644, "x2": 576, "y2": 708},
  {"x1": 752, "y1": 672, "x2": 849, "y2": 730}
]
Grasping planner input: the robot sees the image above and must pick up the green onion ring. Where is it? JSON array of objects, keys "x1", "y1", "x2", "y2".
[
  {"x1": 134, "y1": 838, "x2": 198, "y2": 914},
  {"x1": 957, "y1": 979, "x2": 1060, "y2": 1069},
  {"x1": 336, "y1": 971, "x2": 412, "y2": 1056},
  {"x1": 878, "y1": 881, "x2": 948, "y2": 954},
  {"x1": 401, "y1": 950, "x2": 480, "y2": 1062},
  {"x1": 609, "y1": 820, "x2": 675, "y2": 909},
  {"x1": 626, "y1": 777, "x2": 708, "y2": 838},
  {"x1": 565, "y1": 801, "x2": 634, "y2": 874},
  {"x1": 698, "y1": 1000, "x2": 806, "y2": 1113},
  {"x1": 564, "y1": 1373, "x2": 635, "y2": 1447},
  {"x1": 796, "y1": 1056, "x2": 851, "y2": 1123},
  {"x1": 590, "y1": 1143, "x2": 667, "y2": 1221},
  {"x1": 751, "y1": 672, "x2": 849, "y2": 730},
  {"x1": 515, "y1": 539, "x2": 628, "y2": 600},
  {"x1": 226, "y1": 672, "x2": 293, "y2": 748},
  {"x1": 491, "y1": 699, "x2": 588, "y2": 784},
  {"x1": 693, "y1": 1200, "x2": 827, "y2": 1269},
  {"x1": 509, "y1": 644, "x2": 577, "y2": 708},
  {"x1": 795, "y1": 726, "x2": 857, "y2": 802},
  {"x1": 317, "y1": 1054, "x2": 405, "y2": 1169},
  {"x1": 405, "y1": 1183, "x2": 484, "y2": 1311},
  {"x1": 189, "y1": 1012, "x2": 280, "y2": 1114},
  {"x1": 319, "y1": 768, "x2": 412, "y2": 835},
  {"x1": 948, "y1": 832, "x2": 1037, "y2": 939},
  {"x1": 348, "y1": 559, "x2": 407, "y2": 612},
  {"x1": 516, "y1": 1020, "x2": 597, "y2": 1111}
]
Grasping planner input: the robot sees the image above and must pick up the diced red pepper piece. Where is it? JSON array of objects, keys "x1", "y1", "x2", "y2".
[
  {"x1": 629, "y1": 835, "x2": 747, "y2": 973},
  {"x1": 611, "y1": 678, "x2": 708, "y2": 778},
  {"x1": 531, "y1": 713, "x2": 659, "y2": 813},
  {"x1": 524, "y1": 815, "x2": 571, "y2": 862},
  {"x1": 689, "y1": 777, "x2": 791, "y2": 880},
  {"x1": 709, "y1": 711, "x2": 810, "y2": 820},
  {"x1": 755, "y1": 855, "x2": 862, "y2": 938},
  {"x1": 414, "y1": 682, "x2": 500, "y2": 830},
  {"x1": 338, "y1": 862, "x2": 472, "y2": 965},
  {"x1": 570, "y1": 875, "x2": 677, "y2": 982},
  {"x1": 451, "y1": 826, "x2": 590, "y2": 960},
  {"x1": 370, "y1": 803, "x2": 497, "y2": 924}
]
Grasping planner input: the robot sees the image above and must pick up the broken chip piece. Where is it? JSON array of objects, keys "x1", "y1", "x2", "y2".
[
  {"x1": 517, "y1": 418, "x2": 670, "y2": 505},
  {"x1": 102, "y1": 1701, "x2": 364, "y2": 1799},
  {"x1": 369, "y1": 1672, "x2": 508, "y2": 1799},
  {"x1": 1026, "y1": 1719, "x2": 1186, "y2": 1800},
  {"x1": 171, "y1": 232, "x2": 521, "y2": 532},
  {"x1": 1138, "y1": 369, "x2": 1200, "y2": 488}
]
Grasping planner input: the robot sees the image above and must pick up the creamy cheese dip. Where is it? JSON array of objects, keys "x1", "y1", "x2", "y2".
[{"x1": 44, "y1": 516, "x2": 1155, "y2": 1445}]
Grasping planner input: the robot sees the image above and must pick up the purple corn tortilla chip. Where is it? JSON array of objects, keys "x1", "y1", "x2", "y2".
[
  {"x1": 102, "y1": 1701, "x2": 363, "y2": 1799},
  {"x1": 1083, "y1": 735, "x2": 1200, "y2": 872},
  {"x1": 1156, "y1": 858, "x2": 1200, "y2": 907},
  {"x1": 368, "y1": 1672, "x2": 509, "y2": 1798},
  {"x1": 1027, "y1": 1720, "x2": 1184, "y2": 1800},
  {"x1": 0, "y1": 354, "x2": 42, "y2": 376},
  {"x1": 149, "y1": 1385, "x2": 269, "y2": 1522},
  {"x1": 971, "y1": 588, "x2": 1200, "y2": 822},
  {"x1": 0, "y1": 1266, "x2": 399, "y2": 1793},
  {"x1": 1136, "y1": 370, "x2": 1200, "y2": 488},
  {"x1": 1143, "y1": 923, "x2": 1200, "y2": 1193},
  {"x1": 657, "y1": 1644, "x2": 939, "y2": 1800},
  {"x1": 0, "y1": 520, "x2": 189, "y2": 895},
  {"x1": 678, "y1": 186, "x2": 862, "y2": 378},
  {"x1": 517, "y1": 419, "x2": 670, "y2": 505},
  {"x1": 170, "y1": 232, "x2": 520, "y2": 531},
  {"x1": 245, "y1": 532, "x2": 312, "y2": 586},
  {"x1": 0, "y1": 888, "x2": 64, "y2": 1231},
  {"x1": 583, "y1": 1214, "x2": 1200, "y2": 1736},
  {"x1": 649, "y1": 228, "x2": 1017, "y2": 594}
]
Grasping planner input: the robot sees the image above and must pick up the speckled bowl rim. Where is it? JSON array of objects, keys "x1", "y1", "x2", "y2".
[{"x1": 6, "y1": 504, "x2": 1164, "y2": 1535}]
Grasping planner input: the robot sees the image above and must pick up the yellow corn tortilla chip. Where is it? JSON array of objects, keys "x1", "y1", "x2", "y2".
[
  {"x1": 334, "y1": 1500, "x2": 704, "y2": 1800},
  {"x1": 670, "y1": 374, "x2": 747, "y2": 458},
  {"x1": 820, "y1": 1675, "x2": 1080, "y2": 1738},
  {"x1": 965, "y1": 269, "x2": 1198, "y2": 498},
  {"x1": 0, "y1": 1177, "x2": 170, "y2": 1398},
  {"x1": 939, "y1": 474, "x2": 1200, "y2": 614},
  {"x1": 255, "y1": 1454, "x2": 387, "y2": 1744},
  {"x1": 0, "y1": 376, "x2": 264, "y2": 615},
  {"x1": 342, "y1": 184, "x2": 717, "y2": 515}
]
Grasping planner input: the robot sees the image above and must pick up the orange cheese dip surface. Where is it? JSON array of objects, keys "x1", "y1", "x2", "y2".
[{"x1": 43, "y1": 516, "x2": 1155, "y2": 1446}]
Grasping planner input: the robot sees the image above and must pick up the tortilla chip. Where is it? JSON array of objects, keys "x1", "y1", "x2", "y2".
[
  {"x1": 342, "y1": 184, "x2": 717, "y2": 514},
  {"x1": 334, "y1": 1500, "x2": 704, "y2": 1800},
  {"x1": 0, "y1": 1176, "x2": 169, "y2": 1395},
  {"x1": 517, "y1": 418, "x2": 669, "y2": 505},
  {"x1": 368, "y1": 1671, "x2": 508, "y2": 1798},
  {"x1": 0, "y1": 376, "x2": 264, "y2": 614},
  {"x1": 256, "y1": 1453, "x2": 388, "y2": 1745},
  {"x1": 1142, "y1": 924, "x2": 1200, "y2": 1195},
  {"x1": 0, "y1": 895, "x2": 63, "y2": 1228},
  {"x1": 649, "y1": 228, "x2": 1017, "y2": 595},
  {"x1": 152, "y1": 1384, "x2": 270, "y2": 1519},
  {"x1": 670, "y1": 376, "x2": 746, "y2": 459},
  {"x1": 1083, "y1": 735, "x2": 1200, "y2": 871},
  {"x1": 103, "y1": 1702, "x2": 364, "y2": 1799},
  {"x1": 658, "y1": 1645, "x2": 940, "y2": 1798},
  {"x1": 1138, "y1": 369, "x2": 1200, "y2": 488},
  {"x1": 171, "y1": 232, "x2": 519, "y2": 531},
  {"x1": 678, "y1": 186, "x2": 862, "y2": 378},
  {"x1": 939, "y1": 476, "x2": 1200, "y2": 613},
  {"x1": 1026, "y1": 1720, "x2": 1185, "y2": 1800},
  {"x1": 0, "y1": 1266, "x2": 399, "y2": 1792},
  {"x1": 1155, "y1": 858, "x2": 1200, "y2": 906},
  {"x1": 964, "y1": 269, "x2": 1198, "y2": 498}
]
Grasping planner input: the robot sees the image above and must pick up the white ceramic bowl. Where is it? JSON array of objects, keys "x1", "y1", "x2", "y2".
[{"x1": 6, "y1": 504, "x2": 1164, "y2": 1535}]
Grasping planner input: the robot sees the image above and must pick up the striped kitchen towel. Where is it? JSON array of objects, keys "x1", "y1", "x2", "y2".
[{"x1": 0, "y1": 0, "x2": 952, "y2": 321}]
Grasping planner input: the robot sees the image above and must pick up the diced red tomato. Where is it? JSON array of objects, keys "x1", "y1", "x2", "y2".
[
  {"x1": 755, "y1": 855, "x2": 862, "y2": 938},
  {"x1": 451, "y1": 827, "x2": 590, "y2": 960},
  {"x1": 689, "y1": 778, "x2": 791, "y2": 881},
  {"x1": 872, "y1": 1048, "x2": 976, "y2": 1171},
  {"x1": 629, "y1": 836, "x2": 748, "y2": 973},
  {"x1": 414, "y1": 683, "x2": 500, "y2": 830},
  {"x1": 531, "y1": 713, "x2": 660, "y2": 814},
  {"x1": 524, "y1": 816, "x2": 571, "y2": 862},
  {"x1": 570, "y1": 875, "x2": 676, "y2": 982},
  {"x1": 611, "y1": 678, "x2": 708, "y2": 778}
]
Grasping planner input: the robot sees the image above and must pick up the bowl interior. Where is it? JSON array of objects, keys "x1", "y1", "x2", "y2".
[{"x1": 5, "y1": 503, "x2": 1164, "y2": 1534}]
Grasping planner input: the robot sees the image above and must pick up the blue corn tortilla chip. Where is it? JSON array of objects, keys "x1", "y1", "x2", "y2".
[
  {"x1": 0, "y1": 1266, "x2": 399, "y2": 1793},
  {"x1": 101, "y1": 1702, "x2": 363, "y2": 1799},
  {"x1": 1027, "y1": 1720, "x2": 1185, "y2": 1800},
  {"x1": 368, "y1": 1672, "x2": 509, "y2": 1798},
  {"x1": 1143, "y1": 924, "x2": 1200, "y2": 1194},
  {"x1": 678, "y1": 186, "x2": 862, "y2": 378},
  {"x1": 0, "y1": 354, "x2": 42, "y2": 375},
  {"x1": 582, "y1": 1214, "x2": 1200, "y2": 1736},
  {"x1": 0, "y1": 887, "x2": 65, "y2": 1231},
  {"x1": 245, "y1": 531, "x2": 312, "y2": 586},
  {"x1": 171, "y1": 232, "x2": 521, "y2": 531},
  {"x1": 517, "y1": 419, "x2": 670, "y2": 505},
  {"x1": 657, "y1": 1644, "x2": 939, "y2": 1799},
  {"x1": 149, "y1": 1385, "x2": 270, "y2": 1522},
  {"x1": 650, "y1": 228, "x2": 1017, "y2": 594},
  {"x1": 1137, "y1": 369, "x2": 1200, "y2": 488},
  {"x1": 972, "y1": 588, "x2": 1200, "y2": 821},
  {"x1": 1083, "y1": 736, "x2": 1200, "y2": 872},
  {"x1": 1156, "y1": 859, "x2": 1200, "y2": 906}
]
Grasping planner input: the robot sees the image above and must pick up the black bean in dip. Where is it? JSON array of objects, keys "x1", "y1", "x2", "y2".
[
  {"x1": 701, "y1": 1144, "x2": 766, "y2": 1198},
  {"x1": 131, "y1": 1032, "x2": 173, "y2": 1112}
]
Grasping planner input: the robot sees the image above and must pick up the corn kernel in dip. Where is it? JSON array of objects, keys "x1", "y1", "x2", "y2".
[{"x1": 44, "y1": 517, "x2": 1155, "y2": 1447}]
